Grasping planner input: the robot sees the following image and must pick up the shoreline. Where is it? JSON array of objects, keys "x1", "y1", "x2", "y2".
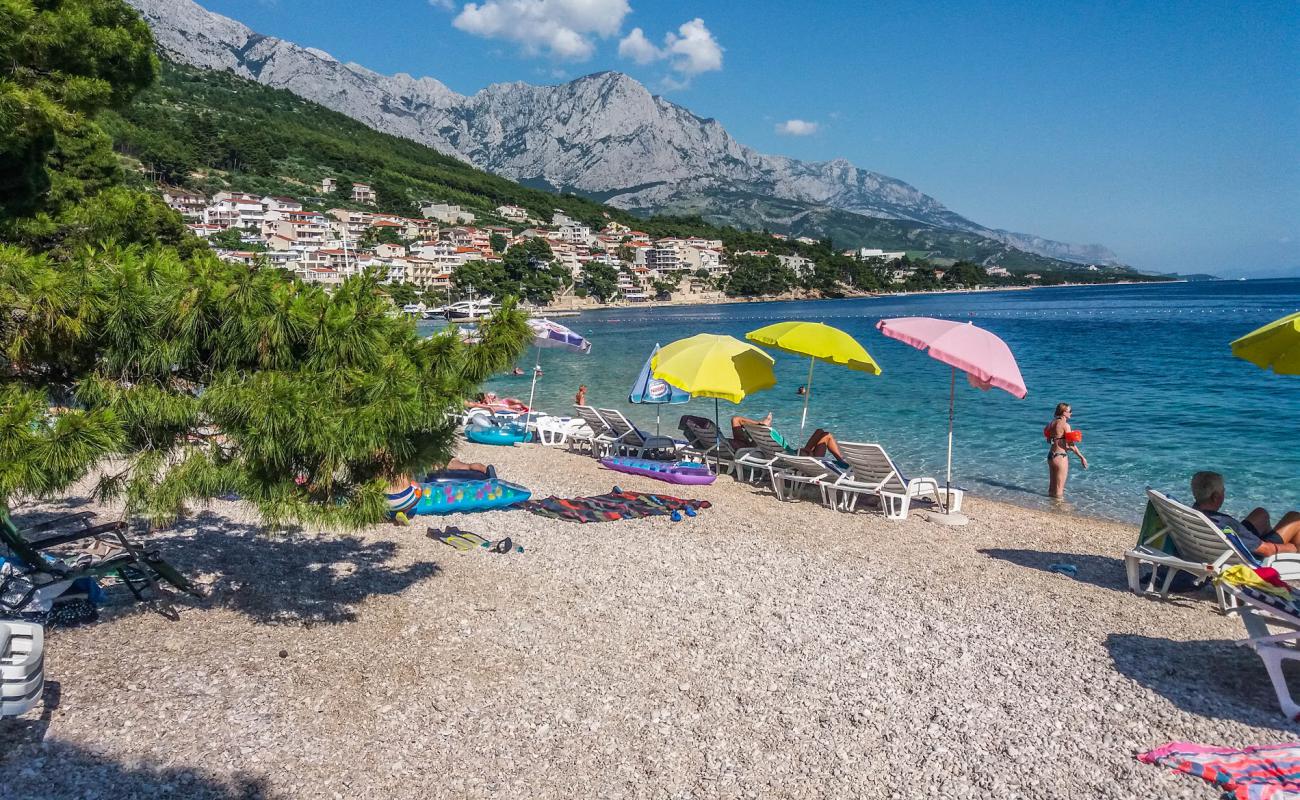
[{"x1": 541, "y1": 278, "x2": 1179, "y2": 314}]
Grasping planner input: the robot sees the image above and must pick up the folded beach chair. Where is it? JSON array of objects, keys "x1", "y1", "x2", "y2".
[
  {"x1": 1124, "y1": 489, "x2": 1300, "y2": 611},
  {"x1": 677, "y1": 416, "x2": 756, "y2": 477},
  {"x1": 598, "y1": 408, "x2": 684, "y2": 459},
  {"x1": 572, "y1": 405, "x2": 619, "y2": 457},
  {"x1": 821, "y1": 442, "x2": 943, "y2": 520},
  {"x1": 0, "y1": 620, "x2": 43, "y2": 718},
  {"x1": 0, "y1": 510, "x2": 200, "y2": 617},
  {"x1": 1218, "y1": 581, "x2": 1300, "y2": 720}
]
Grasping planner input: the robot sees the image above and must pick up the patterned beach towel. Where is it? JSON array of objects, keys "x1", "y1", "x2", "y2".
[
  {"x1": 1139, "y1": 741, "x2": 1300, "y2": 799},
  {"x1": 522, "y1": 488, "x2": 710, "y2": 523}
]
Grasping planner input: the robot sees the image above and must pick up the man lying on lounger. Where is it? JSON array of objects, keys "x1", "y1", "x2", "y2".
[
  {"x1": 730, "y1": 413, "x2": 845, "y2": 462},
  {"x1": 1191, "y1": 471, "x2": 1300, "y2": 556}
]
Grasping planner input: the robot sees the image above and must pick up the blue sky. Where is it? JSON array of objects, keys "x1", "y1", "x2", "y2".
[{"x1": 203, "y1": 0, "x2": 1298, "y2": 275}]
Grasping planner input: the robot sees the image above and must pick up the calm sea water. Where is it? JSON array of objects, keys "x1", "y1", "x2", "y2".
[{"x1": 432, "y1": 279, "x2": 1300, "y2": 522}]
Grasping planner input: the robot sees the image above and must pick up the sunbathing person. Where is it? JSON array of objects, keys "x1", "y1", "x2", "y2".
[
  {"x1": 1191, "y1": 471, "x2": 1300, "y2": 556},
  {"x1": 730, "y1": 413, "x2": 845, "y2": 462}
]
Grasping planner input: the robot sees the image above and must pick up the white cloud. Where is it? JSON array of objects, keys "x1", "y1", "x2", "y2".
[
  {"x1": 617, "y1": 17, "x2": 723, "y2": 81},
  {"x1": 664, "y1": 18, "x2": 722, "y2": 76},
  {"x1": 617, "y1": 27, "x2": 660, "y2": 64},
  {"x1": 452, "y1": 0, "x2": 631, "y2": 61},
  {"x1": 775, "y1": 119, "x2": 819, "y2": 136}
]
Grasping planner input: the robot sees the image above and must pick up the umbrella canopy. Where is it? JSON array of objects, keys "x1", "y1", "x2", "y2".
[
  {"x1": 876, "y1": 317, "x2": 1026, "y2": 398},
  {"x1": 876, "y1": 317, "x2": 1027, "y2": 519},
  {"x1": 525, "y1": 318, "x2": 591, "y2": 414},
  {"x1": 526, "y1": 318, "x2": 592, "y2": 353},
  {"x1": 630, "y1": 344, "x2": 691, "y2": 434},
  {"x1": 651, "y1": 334, "x2": 776, "y2": 404},
  {"x1": 746, "y1": 321, "x2": 881, "y2": 431},
  {"x1": 1231, "y1": 311, "x2": 1300, "y2": 375}
]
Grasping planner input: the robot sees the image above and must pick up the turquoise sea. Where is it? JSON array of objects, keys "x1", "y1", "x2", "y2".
[{"x1": 437, "y1": 278, "x2": 1300, "y2": 522}]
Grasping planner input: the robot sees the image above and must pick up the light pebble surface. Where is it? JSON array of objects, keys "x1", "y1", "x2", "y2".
[{"x1": 0, "y1": 441, "x2": 1292, "y2": 799}]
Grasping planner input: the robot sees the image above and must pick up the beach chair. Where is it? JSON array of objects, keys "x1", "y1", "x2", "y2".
[
  {"x1": 821, "y1": 442, "x2": 943, "y2": 520},
  {"x1": 572, "y1": 405, "x2": 619, "y2": 457},
  {"x1": 0, "y1": 620, "x2": 43, "y2": 718},
  {"x1": 528, "y1": 413, "x2": 589, "y2": 448},
  {"x1": 677, "y1": 416, "x2": 755, "y2": 477},
  {"x1": 1219, "y1": 582, "x2": 1300, "y2": 720},
  {"x1": 1124, "y1": 489, "x2": 1300, "y2": 611},
  {"x1": 733, "y1": 421, "x2": 841, "y2": 498},
  {"x1": 0, "y1": 510, "x2": 200, "y2": 617},
  {"x1": 598, "y1": 408, "x2": 683, "y2": 459},
  {"x1": 733, "y1": 421, "x2": 791, "y2": 484}
]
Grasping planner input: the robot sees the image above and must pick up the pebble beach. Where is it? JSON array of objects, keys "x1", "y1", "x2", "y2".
[{"x1": 0, "y1": 440, "x2": 1293, "y2": 799}]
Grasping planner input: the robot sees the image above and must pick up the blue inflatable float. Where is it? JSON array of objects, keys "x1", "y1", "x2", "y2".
[
  {"x1": 388, "y1": 478, "x2": 531, "y2": 517},
  {"x1": 465, "y1": 421, "x2": 531, "y2": 446}
]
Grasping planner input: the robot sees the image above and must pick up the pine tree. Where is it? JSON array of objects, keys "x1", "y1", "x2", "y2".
[{"x1": 0, "y1": 0, "x2": 531, "y2": 528}]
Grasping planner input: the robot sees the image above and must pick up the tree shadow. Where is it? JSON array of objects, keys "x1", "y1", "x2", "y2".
[
  {"x1": 7, "y1": 505, "x2": 441, "y2": 627},
  {"x1": 1106, "y1": 633, "x2": 1298, "y2": 732},
  {"x1": 150, "y1": 511, "x2": 441, "y2": 626},
  {"x1": 0, "y1": 733, "x2": 273, "y2": 799},
  {"x1": 978, "y1": 547, "x2": 1208, "y2": 599}
]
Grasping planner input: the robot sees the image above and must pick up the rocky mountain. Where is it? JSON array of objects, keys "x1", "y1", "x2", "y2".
[{"x1": 127, "y1": 0, "x2": 1121, "y2": 267}]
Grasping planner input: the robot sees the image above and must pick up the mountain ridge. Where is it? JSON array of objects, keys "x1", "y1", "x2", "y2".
[{"x1": 126, "y1": 0, "x2": 1122, "y2": 267}]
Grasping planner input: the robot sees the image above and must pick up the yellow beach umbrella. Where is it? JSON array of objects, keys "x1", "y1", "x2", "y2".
[
  {"x1": 746, "y1": 321, "x2": 882, "y2": 430},
  {"x1": 651, "y1": 333, "x2": 776, "y2": 403},
  {"x1": 1231, "y1": 311, "x2": 1300, "y2": 375}
]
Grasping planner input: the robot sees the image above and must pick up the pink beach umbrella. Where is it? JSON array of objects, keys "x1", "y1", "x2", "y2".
[{"x1": 876, "y1": 317, "x2": 1028, "y2": 517}]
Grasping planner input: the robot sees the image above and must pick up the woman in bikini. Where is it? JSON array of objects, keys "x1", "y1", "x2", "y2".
[{"x1": 1045, "y1": 402, "x2": 1087, "y2": 499}]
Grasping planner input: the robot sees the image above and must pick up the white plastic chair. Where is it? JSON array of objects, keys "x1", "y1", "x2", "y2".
[
  {"x1": 823, "y1": 442, "x2": 942, "y2": 520},
  {"x1": 1125, "y1": 489, "x2": 1300, "y2": 612},
  {"x1": 572, "y1": 405, "x2": 619, "y2": 457},
  {"x1": 598, "y1": 408, "x2": 683, "y2": 458},
  {"x1": 1221, "y1": 583, "x2": 1300, "y2": 720},
  {"x1": 1, "y1": 621, "x2": 44, "y2": 718}
]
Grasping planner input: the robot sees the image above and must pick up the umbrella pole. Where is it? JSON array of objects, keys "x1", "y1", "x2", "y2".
[
  {"x1": 800, "y1": 357, "x2": 815, "y2": 432},
  {"x1": 656, "y1": 405, "x2": 661, "y2": 435},
  {"x1": 526, "y1": 344, "x2": 541, "y2": 415},
  {"x1": 946, "y1": 366, "x2": 955, "y2": 507}
]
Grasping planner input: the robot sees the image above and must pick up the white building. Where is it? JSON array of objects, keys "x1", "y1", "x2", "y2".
[
  {"x1": 495, "y1": 205, "x2": 528, "y2": 222},
  {"x1": 161, "y1": 187, "x2": 206, "y2": 221},
  {"x1": 421, "y1": 203, "x2": 476, "y2": 225},
  {"x1": 351, "y1": 182, "x2": 376, "y2": 205},
  {"x1": 777, "y1": 254, "x2": 816, "y2": 277},
  {"x1": 320, "y1": 177, "x2": 337, "y2": 194},
  {"x1": 846, "y1": 247, "x2": 906, "y2": 262},
  {"x1": 204, "y1": 192, "x2": 265, "y2": 231}
]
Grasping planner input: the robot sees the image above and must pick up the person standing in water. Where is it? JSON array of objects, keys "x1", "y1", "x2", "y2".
[
  {"x1": 1045, "y1": 402, "x2": 1087, "y2": 498},
  {"x1": 574, "y1": 384, "x2": 587, "y2": 406}
]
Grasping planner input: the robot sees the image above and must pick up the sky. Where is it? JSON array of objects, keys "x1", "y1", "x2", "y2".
[{"x1": 202, "y1": 0, "x2": 1299, "y2": 276}]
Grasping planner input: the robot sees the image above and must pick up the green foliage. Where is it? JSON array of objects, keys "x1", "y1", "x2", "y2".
[
  {"x1": 0, "y1": 245, "x2": 530, "y2": 526},
  {"x1": 0, "y1": 0, "x2": 157, "y2": 219},
  {"x1": 0, "y1": 0, "x2": 531, "y2": 528},
  {"x1": 488, "y1": 232, "x2": 507, "y2": 254},
  {"x1": 209, "y1": 226, "x2": 265, "y2": 252},
  {"x1": 453, "y1": 238, "x2": 569, "y2": 304},
  {"x1": 579, "y1": 261, "x2": 620, "y2": 303},
  {"x1": 360, "y1": 225, "x2": 404, "y2": 248},
  {"x1": 942, "y1": 261, "x2": 989, "y2": 287},
  {"x1": 723, "y1": 254, "x2": 797, "y2": 297},
  {"x1": 385, "y1": 282, "x2": 424, "y2": 307}
]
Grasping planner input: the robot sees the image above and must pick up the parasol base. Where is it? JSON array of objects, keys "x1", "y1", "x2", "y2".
[{"x1": 922, "y1": 509, "x2": 970, "y2": 527}]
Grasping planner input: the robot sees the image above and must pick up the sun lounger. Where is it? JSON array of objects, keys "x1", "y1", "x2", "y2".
[
  {"x1": 0, "y1": 620, "x2": 43, "y2": 718},
  {"x1": 1, "y1": 510, "x2": 201, "y2": 617},
  {"x1": 598, "y1": 408, "x2": 684, "y2": 459},
  {"x1": 677, "y1": 416, "x2": 756, "y2": 477},
  {"x1": 526, "y1": 413, "x2": 589, "y2": 448},
  {"x1": 733, "y1": 421, "x2": 791, "y2": 484},
  {"x1": 821, "y1": 442, "x2": 943, "y2": 520},
  {"x1": 1219, "y1": 582, "x2": 1300, "y2": 719},
  {"x1": 572, "y1": 405, "x2": 619, "y2": 457},
  {"x1": 733, "y1": 421, "x2": 841, "y2": 498},
  {"x1": 1125, "y1": 489, "x2": 1300, "y2": 611}
]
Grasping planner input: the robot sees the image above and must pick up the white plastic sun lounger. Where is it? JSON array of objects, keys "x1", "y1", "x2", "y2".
[
  {"x1": 822, "y1": 442, "x2": 942, "y2": 520},
  {"x1": 572, "y1": 405, "x2": 619, "y2": 457},
  {"x1": 598, "y1": 408, "x2": 683, "y2": 458},
  {"x1": 1125, "y1": 489, "x2": 1300, "y2": 612},
  {"x1": 0, "y1": 621, "x2": 44, "y2": 718},
  {"x1": 733, "y1": 421, "x2": 790, "y2": 485},
  {"x1": 1220, "y1": 583, "x2": 1300, "y2": 720},
  {"x1": 677, "y1": 417, "x2": 755, "y2": 477}
]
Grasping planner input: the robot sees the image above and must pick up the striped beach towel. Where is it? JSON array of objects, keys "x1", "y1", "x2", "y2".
[{"x1": 1139, "y1": 741, "x2": 1300, "y2": 799}]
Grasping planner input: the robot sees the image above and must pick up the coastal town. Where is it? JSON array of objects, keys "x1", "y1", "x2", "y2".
[{"x1": 159, "y1": 177, "x2": 1058, "y2": 311}]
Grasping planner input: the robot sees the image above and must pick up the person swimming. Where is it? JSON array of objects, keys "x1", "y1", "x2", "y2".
[{"x1": 1044, "y1": 402, "x2": 1087, "y2": 498}]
